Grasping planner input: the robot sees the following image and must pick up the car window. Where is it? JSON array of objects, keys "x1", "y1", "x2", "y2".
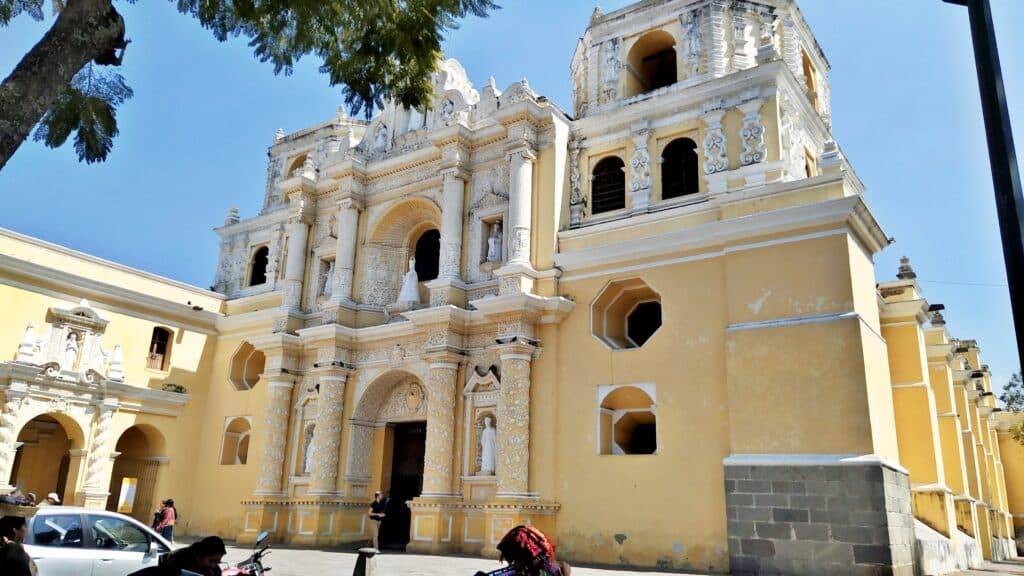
[
  {"x1": 32, "y1": 514, "x2": 84, "y2": 548},
  {"x1": 88, "y1": 515, "x2": 150, "y2": 553}
]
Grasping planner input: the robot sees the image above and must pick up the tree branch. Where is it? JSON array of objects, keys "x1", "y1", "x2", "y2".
[{"x1": 0, "y1": 0, "x2": 126, "y2": 170}]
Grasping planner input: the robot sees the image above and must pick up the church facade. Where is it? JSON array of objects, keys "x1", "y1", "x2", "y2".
[{"x1": 0, "y1": 1, "x2": 1022, "y2": 574}]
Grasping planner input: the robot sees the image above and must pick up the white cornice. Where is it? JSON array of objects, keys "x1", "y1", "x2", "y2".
[
  {"x1": 723, "y1": 453, "x2": 908, "y2": 475},
  {"x1": 0, "y1": 254, "x2": 220, "y2": 334},
  {"x1": 0, "y1": 227, "x2": 222, "y2": 301},
  {"x1": 555, "y1": 193, "x2": 886, "y2": 274}
]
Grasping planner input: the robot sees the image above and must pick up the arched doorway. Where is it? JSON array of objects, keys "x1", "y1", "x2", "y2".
[
  {"x1": 106, "y1": 425, "x2": 167, "y2": 524},
  {"x1": 345, "y1": 370, "x2": 428, "y2": 549},
  {"x1": 10, "y1": 413, "x2": 86, "y2": 505}
]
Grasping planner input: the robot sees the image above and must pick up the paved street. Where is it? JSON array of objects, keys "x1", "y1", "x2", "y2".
[{"x1": 220, "y1": 545, "x2": 1024, "y2": 576}]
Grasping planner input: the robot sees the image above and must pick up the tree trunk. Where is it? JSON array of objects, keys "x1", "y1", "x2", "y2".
[{"x1": 0, "y1": 0, "x2": 125, "y2": 171}]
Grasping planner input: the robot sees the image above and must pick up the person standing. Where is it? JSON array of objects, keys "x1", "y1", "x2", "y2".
[
  {"x1": 155, "y1": 499, "x2": 177, "y2": 542},
  {"x1": 367, "y1": 491, "x2": 387, "y2": 550},
  {"x1": 0, "y1": 515, "x2": 37, "y2": 576}
]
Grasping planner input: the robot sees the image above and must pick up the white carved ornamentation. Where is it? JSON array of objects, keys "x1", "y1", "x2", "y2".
[
  {"x1": 568, "y1": 136, "x2": 586, "y2": 226},
  {"x1": 681, "y1": 9, "x2": 703, "y2": 77},
  {"x1": 599, "y1": 38, "x2": 620, "y2": 104},
  {"x1": 630, "y1": 128, "x2": 652, "y2": 211},
  {"x1": 702, "y1": 108, "x2": 728, "y2": 175},
  {"x1": 739, "y1": 99, "x2": 767, "y2": 165}
]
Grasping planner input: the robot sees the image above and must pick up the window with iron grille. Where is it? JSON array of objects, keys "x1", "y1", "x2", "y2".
[{"x1": 591, "y1": 156, "x2": 626, "y2": 215}]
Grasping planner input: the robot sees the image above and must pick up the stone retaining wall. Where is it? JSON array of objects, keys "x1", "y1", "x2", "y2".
[{"x1": 724, "y1": 460, "x2": 914, "y2": 575}]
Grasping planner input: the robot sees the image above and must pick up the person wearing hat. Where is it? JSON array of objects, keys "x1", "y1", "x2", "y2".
[{"x1": 37, "y1": 493, "x2": 60, "y2": 507}]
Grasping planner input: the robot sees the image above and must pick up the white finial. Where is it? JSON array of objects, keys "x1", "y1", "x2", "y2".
[
  {"x1": 79, "y1": 298, "x2": 90, "y2": 308},
  {"x1": 225, "y1": 206, "x2": 241, "y2": 225},
  {"x1": 17, "y1": 323, "x2": 37, "y2": 362},
  {"x1": 274, "y1": 128, "x2": 285, "y2": 142},
  {"x1": 486, "y1": 76, "x2": 496, "y2": 89},
  {"x1": 108, "y1": 345, "x2": 124, "y2": 381},
  {"x1": 336, "y1": 105, "x2": 348, "y2": 120}
]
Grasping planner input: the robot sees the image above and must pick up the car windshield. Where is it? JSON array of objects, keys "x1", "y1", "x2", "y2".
[{"x1": 90, "y1": 515, "x2": 150, "y2": 552}]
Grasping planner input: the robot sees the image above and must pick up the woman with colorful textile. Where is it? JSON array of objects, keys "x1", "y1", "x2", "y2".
[{"x1": 476, "y1": 525, "x2": 571, "y2": 576}]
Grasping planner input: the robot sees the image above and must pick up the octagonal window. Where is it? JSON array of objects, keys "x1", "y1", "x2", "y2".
[
  {"x1": 229, "y1": 342, "x2": 265, "y2": 391},
  {"x1": 591, "y1": 278, "x2": 663, "y2": 350}
]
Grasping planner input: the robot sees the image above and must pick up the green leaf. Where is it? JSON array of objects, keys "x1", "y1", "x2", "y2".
[
  {"x1": 0, "y1": 0, "x2": 45, "y2": 24},
  {"x1": 174, "y1": 0, "x2": 499, "y2": 118},
  {"x1": 33, "y1": 65, "x2": 134, "y2": 163}
]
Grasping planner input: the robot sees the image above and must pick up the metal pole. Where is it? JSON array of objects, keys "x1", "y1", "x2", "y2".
[{"x1": 944, "y1": 0, "x2": 1024, "y2": 373}]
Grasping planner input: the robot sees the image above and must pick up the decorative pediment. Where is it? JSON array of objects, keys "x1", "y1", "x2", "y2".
[
  {"x1": 46, "y1": 299, "x2": 109, "y2": 333},
  {"x1": 15, "y1": 299, "x2": 123, "y2": 381}
]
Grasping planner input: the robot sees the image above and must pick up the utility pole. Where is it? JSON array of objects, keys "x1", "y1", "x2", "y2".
[{"x1": 944, "y1": 0, "x2": 1024, "y2": 373}]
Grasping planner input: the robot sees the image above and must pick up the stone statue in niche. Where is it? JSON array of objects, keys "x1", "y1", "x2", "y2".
[
  {"x1": 486, "y1": 221, "x2": 503, "y2": 263},
  {"x1": 374, "y1": 124, "x2": 388, "y2": 150},
  {"x1": 397, "y1": 257, "x2": 420, "y2": 305},
  {"x1": 63, "y1": 332, "x2": 80, "y2": 371},
  {"x1": 479, "y1": 415, "x2": 496, "y2": 475},
  {"x1": 303, "y1": 424, "x2": 315, "y2": 475},
  {"x1": 440, "y1": 99, "x2": 455, "y2": 125}
]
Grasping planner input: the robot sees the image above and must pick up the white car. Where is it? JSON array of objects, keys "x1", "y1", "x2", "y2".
[{"x1": 23, "y1": 507, "x2": 172, "y2": 576}]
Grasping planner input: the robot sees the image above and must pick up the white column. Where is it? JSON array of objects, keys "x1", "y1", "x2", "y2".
[
  {"x1": 506, "y1": 148, "x2": 536, "y2": 265},
  {"x1": 330, "y1": 200, "x2": 360, "y2": 303},
  {"x1": 283, "y1": 217, "x2": 310, "y2": 311},
  {"x1": 255, "y1": 375, "x2": 295, "y2": 495},
  {"x1": 629, "y1": 126, "x2": 652, "y2": 212},
  {"x1": 422, "y1": 360, "x2": 459, "y2": 497},
  {"x1": 438, "y1": 170, "x2": 466, "y2": 280},
  {"x1": 496, "y1": 342, "x2": 535, "y2": 498},
  {"x1": 0, "y1": 384, "x2": 27, "y2": 491},
  {"x1": 309, "y1": 368, "x2": 349, "y2": 496},
  {"x1": 83, "y1": 399, "x2": 118, "y2": 508}
]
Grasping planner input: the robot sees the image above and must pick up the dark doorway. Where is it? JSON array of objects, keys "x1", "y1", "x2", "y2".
[{"x1": 381, "y1": 422, "x2": 426, "y2": 549}]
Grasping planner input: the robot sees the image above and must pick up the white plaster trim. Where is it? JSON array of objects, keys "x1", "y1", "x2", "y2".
[
  {"x1": 723, "y1": 453, "x2": 909, "y2": 474},
  {"x1": 912, "y1": 483, "x2": 953, "y2": 495},
  {"x1": 412, "y1": 515, "x2": 432, "y2": 542},
  {"x1": 0, "y1": 227, "x2": 224, "y2": 300},
  {"x1": 0, "y1": 258, "x2": 219, "y2": 335},
  {"x1": 892, "y1": 382, "x2": 929, "y2": 390},
  {"x1": 727, "y1": 311, "x2": 857, "y2": 332}
]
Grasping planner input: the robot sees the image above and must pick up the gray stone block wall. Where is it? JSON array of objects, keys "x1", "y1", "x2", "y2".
[{"x1": 724, "y1": 462, "x2": 915, "y2": 575}]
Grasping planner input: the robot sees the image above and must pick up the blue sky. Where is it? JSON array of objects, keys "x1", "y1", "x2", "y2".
[{"x1": 1, "y1": 1, "x2": 1021, "y2": 392}]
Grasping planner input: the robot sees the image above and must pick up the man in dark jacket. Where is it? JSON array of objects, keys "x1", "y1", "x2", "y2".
[{"x1": 129, "y1": 536, "x2": 226, "y2": 576}]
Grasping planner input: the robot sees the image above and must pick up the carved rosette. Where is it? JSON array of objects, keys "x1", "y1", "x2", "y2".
[
  {"x1": 84, "y1": 402, "x2": 116, "y2": 491},
  {"x1": 0, "y1": 387, "x2": 26, "y2": 487},
  {"x1": 496, "y1": 344, "x2": 534, "y2": 497},
  {"x1": 255, "y1": 376, "x2": 295, "y2": 494},
  {"x1": 702, "y1": 109, "x2": 728, "y2": 175},
  {"x1": 422, "y1": 362, "x2": 459, "y2": 496},
  {"x1": 630, "y1": 128, "x2": 652, "y2": 210},
  {"x1": 309, "y1": 370, "x2": 348, "y2": 495},
  {"x1": 739, "y1": 100, "x2": 766, "y2": 165}
]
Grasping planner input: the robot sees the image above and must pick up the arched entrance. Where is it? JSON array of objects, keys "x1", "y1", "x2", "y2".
[
  {"x1": 106, "y1": 425, "x2": 167, "y2": 524},
  {"x1": 346, "y1": 370, "x2": 428, "y2": 549},
  {"x1": 11, "y1": 413, "x2": 86, "y2": 505}
]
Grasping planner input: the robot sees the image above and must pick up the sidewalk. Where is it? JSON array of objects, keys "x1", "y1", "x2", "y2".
[{"x1": 219, "y1": 543, "x2": 1024, "y2": 576}]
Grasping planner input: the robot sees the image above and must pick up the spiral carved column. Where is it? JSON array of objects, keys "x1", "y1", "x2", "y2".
[
  {"x1": 0, "y1": 384, "x2": 28, "y2": 491},
  {"x1": 83, "y1": 399, "x2": 118, "y2": 508}
]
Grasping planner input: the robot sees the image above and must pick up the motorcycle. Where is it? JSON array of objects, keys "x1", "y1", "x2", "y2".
[{"x1": 222, "y1": 530, "x2": 271, "y2": 576}]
